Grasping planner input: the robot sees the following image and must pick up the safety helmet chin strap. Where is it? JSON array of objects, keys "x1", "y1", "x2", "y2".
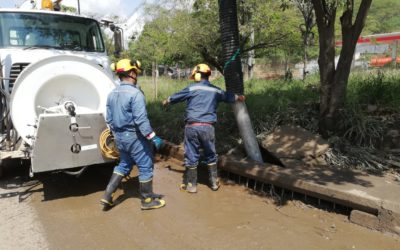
[
  {"x1": 129, "y1": 74, "x2": 137, "y2": 82},
  {"x1": 128, "y1": 71, "x2": 138, "y2": 83},
  {"x1": 119, "y1": 70, "x2": 137, "y2": 83}
]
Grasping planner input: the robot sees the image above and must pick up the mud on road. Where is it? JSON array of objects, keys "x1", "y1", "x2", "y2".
[{"x1": 0, "y1": 160, "x2": 399, "y2": 250}]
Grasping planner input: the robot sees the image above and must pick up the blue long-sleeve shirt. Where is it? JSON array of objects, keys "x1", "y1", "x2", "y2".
[
  {"x1": 106, "y1": 82, "x2": 153, "y2": 137},
  {"x1": 168, "y1": 80, "x2": 236, "y2": 123}
]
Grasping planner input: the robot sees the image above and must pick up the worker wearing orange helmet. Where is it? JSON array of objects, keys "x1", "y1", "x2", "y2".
[
  {"x1": 101, "y1": 59, "x2": 166, "y2": 210},
  {"x1": 163, "y1": 63, "x2": 245, "y2": 193}
]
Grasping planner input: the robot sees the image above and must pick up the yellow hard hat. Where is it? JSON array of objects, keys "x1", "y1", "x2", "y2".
[
  {"x1": 115, "y1": 59, "x2": 142, "y2": 74},
  {"x1": 41, "y1": 0, "x2": 53, "y2": 10},
  {"x1": 190, "y1": 63, "x2": 211, "y2": 81}
]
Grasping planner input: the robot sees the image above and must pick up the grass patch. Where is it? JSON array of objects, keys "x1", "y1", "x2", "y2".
[
  {"x1": 140, "y1": 76, "x2": 319, "y2": 152},
  {"x1": 347, "y1": 70, "x2": 400, "y2": 109},
  {"x1": 139, "y1": 70, "x2": 400, "y2": 153}
]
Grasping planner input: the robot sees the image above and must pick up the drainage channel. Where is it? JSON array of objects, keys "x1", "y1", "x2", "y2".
[{"x1": 219, "y1": 170, "x2": 351, "y2": 216}]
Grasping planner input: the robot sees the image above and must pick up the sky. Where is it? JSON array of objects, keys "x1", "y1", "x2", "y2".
[{"x1": 0, "y1": 0, "x2": 145, "y2": 18}]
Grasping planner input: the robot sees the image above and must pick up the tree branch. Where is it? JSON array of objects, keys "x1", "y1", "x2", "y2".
[
  {"x1": 352, "y1": 0, "x2": 372, "y2": 39},
  {"x1": 242, "y1": 34, "x2": 289, "y2": 53},
  {"x1": 340, "y1": 0, "x2": 353, "y2": 28},
  {"x1": 198, "y1": 46, "x2": 223, "y2": 73},
  {"x1": 311, "y1": 0, "x2": 326, "y2": 27}
]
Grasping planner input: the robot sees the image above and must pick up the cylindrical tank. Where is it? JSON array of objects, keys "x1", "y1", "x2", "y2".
[{"x1": 10, "y1": 55, "x2": 115, "y2": 145}]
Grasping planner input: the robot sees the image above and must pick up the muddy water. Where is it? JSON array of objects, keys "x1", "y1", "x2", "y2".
[{"x1": 1, "y1": 161, "x2": 399, "y2": 250}]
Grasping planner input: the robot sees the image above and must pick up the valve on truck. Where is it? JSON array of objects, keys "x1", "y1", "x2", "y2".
[
  {"x1": 64, "y1": 101, "x2": 76, "y2": 117},
  {"x1": 64, "y1": 102, "x2": 79, "y2": 132}
]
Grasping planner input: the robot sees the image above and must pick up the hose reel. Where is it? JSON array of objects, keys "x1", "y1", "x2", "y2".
[{"x1": 99, "y1": 128, "x2": 119, "y2": 160}]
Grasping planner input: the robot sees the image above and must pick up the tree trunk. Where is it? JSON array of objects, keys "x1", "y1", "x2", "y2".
[
  {"x1": 312, "y1": 0, "x2": 337, "y2": 136},
  {"x1": 312, "y1": 0, "x2": 372, "y2": 137}
]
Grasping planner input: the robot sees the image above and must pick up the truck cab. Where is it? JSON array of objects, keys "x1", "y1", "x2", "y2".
[{"x1": 0, "y1": 9, "x2": 113, "y2": 93}]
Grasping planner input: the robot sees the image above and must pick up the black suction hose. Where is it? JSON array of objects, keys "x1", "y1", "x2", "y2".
[
  {"x1": 219, "y1": 0, "x2": 243, "y2": 95},
  {"x1": 218, "y1": 0, "x2": 263, "y2": 163}
]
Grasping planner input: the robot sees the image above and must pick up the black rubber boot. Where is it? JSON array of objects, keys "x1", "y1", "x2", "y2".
[
  {"x1": 180, "y1": 166, "x2": 197, "y2": 193},
  {"x1": 100, "y1": 173, "x2": 124, "y2": 211},
  {"x1": 208, "y1": 163, "x2": 220, "y2": 191},
  {"x1": 140, "y1": 180, "x2": 166, "y2": 210}
]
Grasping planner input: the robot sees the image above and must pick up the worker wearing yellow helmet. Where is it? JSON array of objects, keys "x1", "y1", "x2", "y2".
[
  {"x1": 41, "y1": 0, "x2": 62, "y2": 11},
  {"x1": 114, "y1": 59, "x2": 142, "y2": 77},
  {"x1": 189, "y1": 63, "x2": 211, "y2": 82},
  {"x1": 101, "y1": 58, "x2": 166, "y2": 211},
  {"x1": 41, "y1": 0, "x2": 53, "y2": 10},
  {"x1": 163, "y1": 63, "x2": 245, "y2": 193}
]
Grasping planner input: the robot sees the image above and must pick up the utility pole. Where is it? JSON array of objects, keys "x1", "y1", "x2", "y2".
[
  {"x1": 152, "y1": 61, "x2": 158, "y2": 100},
  {"x1": 218, "y1": 0, "x2": 263, "y2": 163},
  {"x1": 392, "y1": 40, "x2": 398, "y2": 67},
  {"x1": 248, "y1": 28, "x2": 255, "y2": 80}
]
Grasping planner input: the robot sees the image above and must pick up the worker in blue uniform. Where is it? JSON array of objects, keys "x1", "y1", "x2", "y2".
[
  {"x1": 163, "y1": 64, "x2": 245, "y2": 193},
  {"x1": 101, "y1": 59, "x2": 166, "y2": 210}
]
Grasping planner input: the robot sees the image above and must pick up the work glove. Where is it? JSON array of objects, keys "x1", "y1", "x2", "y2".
[
  {"x1": 162, "y1": 99, "x2": 169, "y2": 106},
  {"x1": 236, "y1": 95, "x2": 246, "y2": 102},
  {"x1": 146, "y1": 132, "x2": 165, "y2": 151},
  {"x1": 151, "y1": 135, "x2": 165, "y2": 151}
]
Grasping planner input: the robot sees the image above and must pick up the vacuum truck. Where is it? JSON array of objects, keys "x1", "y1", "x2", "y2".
[{"x1": 0, "y1": 2, "x2": 122, "y2": 176}]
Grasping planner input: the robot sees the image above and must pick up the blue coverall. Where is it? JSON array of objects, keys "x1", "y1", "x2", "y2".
[
  {"x1": 106, "y1": 82, "x2": 154, "y2": 181},
  {"x1": 167, "y1": 80, "x2": 236, "y2": 167}
]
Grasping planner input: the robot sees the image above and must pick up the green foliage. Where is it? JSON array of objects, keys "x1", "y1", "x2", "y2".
[
  {"x1": 129, "y1": 0, "x2": 306, "y2": 72},
  {"x1": 347, "y1": 70, "x2": 400, "y2": 108},
  {"x1": 126, "y1": 0, "x2": 398, "y2": 71},
  {"x1": 362, "y1": 0, "x2": 400, "y2": 34},
  {"x1": 60, "y1": 5, "x2": 77, "y2": 13},
  {"x1": 339, "y1": 70, "x2": 400, "y2": 147},
  {"x1": 129, "y1": 9, "x2": 177, "y2": 71},
  {"x1": 252, "y1": 0, "x2": 307, "y2": 62},
  {"x1": 339, "y1": 105, "x2": 385, "y2": 147}
]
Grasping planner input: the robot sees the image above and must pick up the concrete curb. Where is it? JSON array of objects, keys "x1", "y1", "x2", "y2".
[{"x1": 159, "y1": 142, "x2": 400, "y2": 235}]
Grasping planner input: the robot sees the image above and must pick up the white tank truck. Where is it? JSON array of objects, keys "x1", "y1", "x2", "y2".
[{"x1": 0, "y1": 2, "x2": 123, "y2": 177}]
